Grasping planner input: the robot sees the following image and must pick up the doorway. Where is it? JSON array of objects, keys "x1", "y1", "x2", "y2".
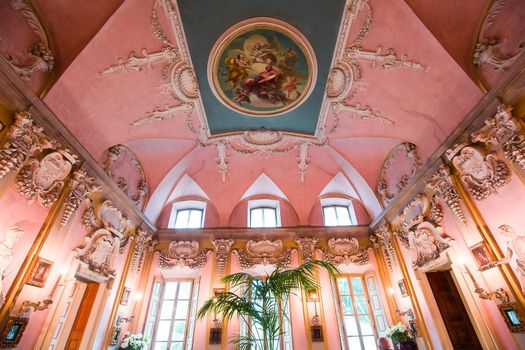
[
  {"x1": 426, "y1": 270, "x2": 482, "y2": 350},
  {"x1": 64, "y1": 282, "x2": 100, "y2": 349}
]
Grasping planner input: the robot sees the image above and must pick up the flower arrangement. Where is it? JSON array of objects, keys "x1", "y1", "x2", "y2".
[
  {"x1": 385, "y1": 322, "x2": 413, "y2": 343},
  {"x1": 119, "y1": 332, "x2": 148, "y2": 350}
]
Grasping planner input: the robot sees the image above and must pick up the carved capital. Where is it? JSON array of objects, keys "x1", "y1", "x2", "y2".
[
  {"x1": 295, "y1": 237, "x2": 318, "y2": 262},
  {"x1": 130, "y1": 228, "x2": 156, "y2": 274},
  {"x1": 370, "y1": 226, "x2": 396, "y2": 271},
  {"x1": 60, "y1": 168, "x2": 98, "y2": 227},
  {"x1": 0, "y1": 112, "x2": 55, "y2": 182},
  {"x1": 426, "y1": 165, "x2": 467, "y2": 224},
  {"x1": 212, "y1": 239, "x2": 234, "y2": 277}
]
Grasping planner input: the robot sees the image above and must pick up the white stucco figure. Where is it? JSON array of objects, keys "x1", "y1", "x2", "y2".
[
  {"x1": 0, "y1": 227, "x2": 25, "y2": 306},
  {"x1": 498, "y1": 224, "x2": 525, "y2": 294}
]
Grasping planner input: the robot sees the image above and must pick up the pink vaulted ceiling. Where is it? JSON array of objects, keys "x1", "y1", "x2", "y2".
[{"x1": 23, "y1": 0, "x2": 492, "y2": 223}]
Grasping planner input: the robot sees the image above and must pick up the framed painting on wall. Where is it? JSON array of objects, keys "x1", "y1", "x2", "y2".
[
  {"x1": 398, "y1": 279, "x2": 408, "y2": 297},
  {"x1": 120, "y1": 287, "x2": 131, "y2": 306},
  {"x1": 469, "y1": 241, "x2": 496, "y2": 270},
  {"x1": 26, "y1": 257, "x2": 53, "y2": 288},
  {"x1": 0, "y1": 317, "x2": 28, "y2": 347},
  {"x1": 498, "y1": 302, "x2": 525, "y2": 333}
]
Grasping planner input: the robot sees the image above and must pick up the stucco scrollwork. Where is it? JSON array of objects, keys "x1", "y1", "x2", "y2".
[
  {"x1": 236, "y1": 240, "x2": 293, "y2": 270},
  {"x1": 102, "y1": 145, "x2": 148, "y2": 210},
  {"x1": 6, "y1": 0, "x2": 54, "y2": 81},
  {"x1": 395, "y1": 194, "x2": 452, "y2": 268},
  {"x1": 377, "y1": 142, "x2": 420, "y2": 207},
  {"x1": 159, "y1": 241, "x2": 209, "y2": 270},
  {"x1": 0, "y1": 111, "x2": 55, "y2": 182},
  {"x1": 212, "y1": 239, "x2": 234, "y2": 277},
  {"x1": 59, "y1": 168, "x2": 99, "y2": 227},
  {"x1": 15, "y1": 149, "x2": 78, "y2": 207},
  {"x1": 319, "y1": 238, "x2": 370, "y2": 266},
  {"x1": 448, "y1": 145, "x2": 511, "y2": 201},
  {"x1": 76, "y1": 200, "x2": 133, "y2": 281},
  {"x1": 130, "y1": 228, "x2": 157, "y2": 274},
  {"x1": 295, "y1": 237, "x2": 318, "y2": 262},
  {"x1": 369, "y1": 225, "x2": 396, "y2": 271},
  {"x1": 471, "y1": 105, "x2": 525, "y2": 172}
]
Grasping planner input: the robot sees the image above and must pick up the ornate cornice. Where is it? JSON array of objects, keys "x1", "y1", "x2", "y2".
[
  {"x1": 159, "y1": 240, "x2": 209, "y2": 270},
  {"x1": 295, "y1": 237, "x2": 318, "y2": 262},
  {"x1": 426, "y1": 164, "x2": 467, "y2": 224},
  {"x1": 212, "y1": 239, "x2": 234, "y2": 277}
]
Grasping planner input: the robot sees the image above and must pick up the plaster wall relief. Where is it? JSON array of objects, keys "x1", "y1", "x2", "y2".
[
  {"x1": 14, "y1": 149, "x2": 78, "y2": 208},
  {"x1": 377, "y1": 142, "x2": 420, "y2": 207},
  {"x1": 158, "y1": 240, "x2": 210, "y2": 270},
  {"x1": 130, "y1": 228, "x2": 157, "y2": 274},
  {"x1": 473, "y1": 0, "x2": 525, "y2": 87},
  {"x1": 76, "y1": 199, "x2": 134, "y2": 282},
  {"x1": 0, "y1": 111, "x2": 55, "y2": 183},
  {"x1": 234, "y1": 239, "x2": 294, "y2": 270},
  {"x1": 426, "y1": 164, "x2": 467, "y2": 225},
  {"x1": 498, "y1": 225, "x2": 525, "y2": 296},
  {"x1": 471, "y1": 105, "x2": 525, "y2": 173},
  {"x1": 394, "y1": 194, "x2": 452, "y2": 268},
  {"x1": 212, "y1": 239, "x2": 234, "y2": 277},
  {"x1": 0, "y1": 227, "x2": 24, "y2": 307},
  {"x1": 59, "y1": 168, "x2": 99, "y2": 228},
  {"x1": 2, "y1": 0, "x2": 54, "y2": 83},
  {"x1": 447, "y1": 144, "x2": 511, "y2": 201},
  {"x1": 102, "y1": 145, "x2": 148, "y2": 211},
  {"x1": 318, "y1": 237, "x2": 370, "y2": 266},
  {"x1": 369, "y1": 225, "x2": 396, "y2": 271}
]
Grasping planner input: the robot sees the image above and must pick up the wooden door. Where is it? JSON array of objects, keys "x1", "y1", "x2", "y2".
[
  {"x1": 65, "y1": 282, "x2": 100, "y2": 350},
  {"x1": 426, "y1": 271, "x2": 482, "y2": 350}
]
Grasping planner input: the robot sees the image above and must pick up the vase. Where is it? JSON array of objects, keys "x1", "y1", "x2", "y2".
[{"x1": 394, "y1": 340, "x2": 418, "y2": 350}]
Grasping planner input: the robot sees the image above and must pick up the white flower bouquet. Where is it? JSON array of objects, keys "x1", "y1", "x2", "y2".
[
  {"x1": 385, "y1": 322, "x2": 413, "y2": 343},
  {"x1": 119, "y1": 332, "x2": 148, "y2": 350}
]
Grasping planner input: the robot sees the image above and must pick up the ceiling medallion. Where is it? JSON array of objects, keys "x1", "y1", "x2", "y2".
[{"x1": 208, "y1": 17, "x2": 317, "y2": 117}]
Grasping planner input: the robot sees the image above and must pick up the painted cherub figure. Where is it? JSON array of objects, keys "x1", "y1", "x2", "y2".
[{"x1": 497, "y1": 224, "x2": 525, "y2": 294}]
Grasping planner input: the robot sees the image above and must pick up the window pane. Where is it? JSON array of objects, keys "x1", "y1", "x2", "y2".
[
  {"x1": 359, "y1": 315, "x2": 374, "y2": 335},
  {"x1": 250, "y1": 208, "x2": 263, "y2": 227},
  {"x1": 174, "y1": 210, "x2": 190, "y2": 228},
  {"x1": 164, "y1": 282, "x2": 178, "y2": 299},
  {"x1": 170, "y1": 343, "x2": 183, "y2": 350},
  {"x1": 344, "y1": 315, "x2": 359, "y2": 336},
  {"x1": 337, "y1": 278, "x2": 350, "y2": 295},
  {"x1": 363, "y1": 336, "x2": 377, "y2": 350},
  {"x1": 323, "y1": 206, "x2": 337, "y2": 226},
  {"x1": 355, "y1": 296, "x2": 369, "y2": 314},
  {"x1": 171, "y1": 321, "x2": 186, "y2": 341},
  {"x1": 351, "y1": 277, "x2": 364, "y2": 294},
  {"x1": 156, "y1": 320, "x2": 171, "y2": 341},
  {"x1": 160, "y1": 300, "x2": 174, "y2": 319},
  {"x1": 187, "y1": 210, "x2": 202, "y2": 228},
  {"x1": 348, "y1": 336, "x2": 363, "y2": 350},
  {"x1": 341, "y1": 296, "x2": 354, "y2": 315},
  {"x1": 155, "y1": 342, "x2": 168, "y2": 350},
  {"x1": 263, "y1": 208, "x2": 277, "y2": 227},
  {"x1": 178, "y1": 282, "x2": 192, "y2": 299},
  {"x1": 336, "y1": 206, "x2": 352, "y2": 225},
  {"x1": 175, "y1": 300, "x2": 189, "y2": 319}
]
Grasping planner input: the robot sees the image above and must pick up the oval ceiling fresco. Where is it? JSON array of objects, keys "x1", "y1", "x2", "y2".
[{"x1": 208, "y1": 18, "x2": 317, "y2": 117}]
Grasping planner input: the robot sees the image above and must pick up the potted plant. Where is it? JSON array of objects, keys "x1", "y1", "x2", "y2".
[
  {"x1": 385, "y1": 322, "x2": 418, "y2": 350},
  {"x1": 197, "y1": 260, "x2": 339, "y2": 350},
  {"x1": 119, "y1": 332, "x2": 148, "y2": 350}
]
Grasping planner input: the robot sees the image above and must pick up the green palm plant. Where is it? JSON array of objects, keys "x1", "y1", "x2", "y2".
[{"x1": 197, "y1": 260, "x2": 339, "y2": 350}]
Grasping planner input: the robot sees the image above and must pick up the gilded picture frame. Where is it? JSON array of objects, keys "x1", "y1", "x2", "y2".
[
  {"x1": 0, "y1": 317, "x2": 28, "y2": 347},
  {"x1": 26, "y1": 257, "x2": 53, "y2": 288},
  {"x1": 469, "y1": 241, "x2": 496, "y2": 271}
]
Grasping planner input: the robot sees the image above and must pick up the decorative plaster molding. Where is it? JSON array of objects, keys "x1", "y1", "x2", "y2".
[
  {"x1": 319, "y1": 237, "x2": 369, "y2": 266},
  {"x1": 235, "y1": 239, "x2": 293, "y2": 269},
  {"x1": 15, "y1": 149, "x2": 78, "y2": 207},
  {"x1": 101, "y1": 47, "x2": 180, "y2": 75},
  {"x1": 473, "y1": 0, "x2": 525, "y2": 71},
  {"x1": 130, "y1": 228, "x2": 156, "y2": 274},
  {"x1": 76, "y1": 200, "x2": 134, "y2": 280},
  {"x1": 471, "y1": 105, "x2": 525, "y2": 172},
  {"x1": 344, "y1": 46, "x2": 423, "y2": 70},
  {"x1": 295, "y1": 237, "x2": 318, "y2": 262},
  {"x1": 6, "y1": 0, "x2": 54, "y2": 80},
  {"x1": 102, "y1": 145, "x2": 149, "y2": 210},
  {"x1": 448, "y1": 145, "x2": 511, "y2": 201},
  {"x1": 377, "y1": 142, "x2": 420, "y2": 207},
  {"x1": 426, "y1": 165, "x2": 467, "y2": 224},
  {"x1": 395, "y1": 194, "x2": 452, "y2": 268},
  {"x1": 60, "y1": 168, "x2": 99, "y2": 227},
  {"x1": 212, "y1": 239, "x2": 235, "y2": 277},
  {"x1": 159, "y1": 240, "x2": 209, "y2": 270},
  {"x1": 130, "y1": 103, "x2": 194, "y2": 127},
  {"x1": 331, "y1": 102, "x2": 394, "y2": 125},
  {"x1": 369, "y1": 225, "x2": 396, "y2": 271},
  {"x1": 0, "y1": 111, "x2": 55, "y2": 182},
  {"x1": 0, "y1": 227, "x2": 24, "y2": 307}
]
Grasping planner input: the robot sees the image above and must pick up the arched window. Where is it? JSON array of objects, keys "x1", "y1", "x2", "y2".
[
  {"x1": 321, "y1": 198, "x2": 357, "y2": 226},
  {"x1": 248, "y1": 199, "x2": 281, "y2": 228},
  {"x1": 168, "y1": 200, "x2": 206, "y2": 229}
]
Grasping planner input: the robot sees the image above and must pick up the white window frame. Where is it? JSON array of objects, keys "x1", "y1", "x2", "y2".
[
  {"x1": 248, "y1": 199, "x2": 281, "y2": 228},
  {"x1": 168, "y1": 200, "x2": 206, "y2": 229},
  {"x1": 320, "y1": 197, "x2": 357, "y2": 226}
]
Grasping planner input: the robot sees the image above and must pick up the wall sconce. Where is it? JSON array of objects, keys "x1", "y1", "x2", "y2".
[
  {"x1": 461, "y1": 258, "x2": 510, "y2": 304},
  {"x1": 209, "y1": 289, "x2": 224, "y2": 345},
  {"x1": 18, "y1": 267, "x2": 69, "y2": 316},
  {"x1": 387, "y1": 287, "x2": 414, "y2": 320},
  {"x1": 110, "y1": 315, "x2": 135, "y2": 346},
  {"x1": 307, "y1": 290, "x2": 323, "y2": 342}
]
